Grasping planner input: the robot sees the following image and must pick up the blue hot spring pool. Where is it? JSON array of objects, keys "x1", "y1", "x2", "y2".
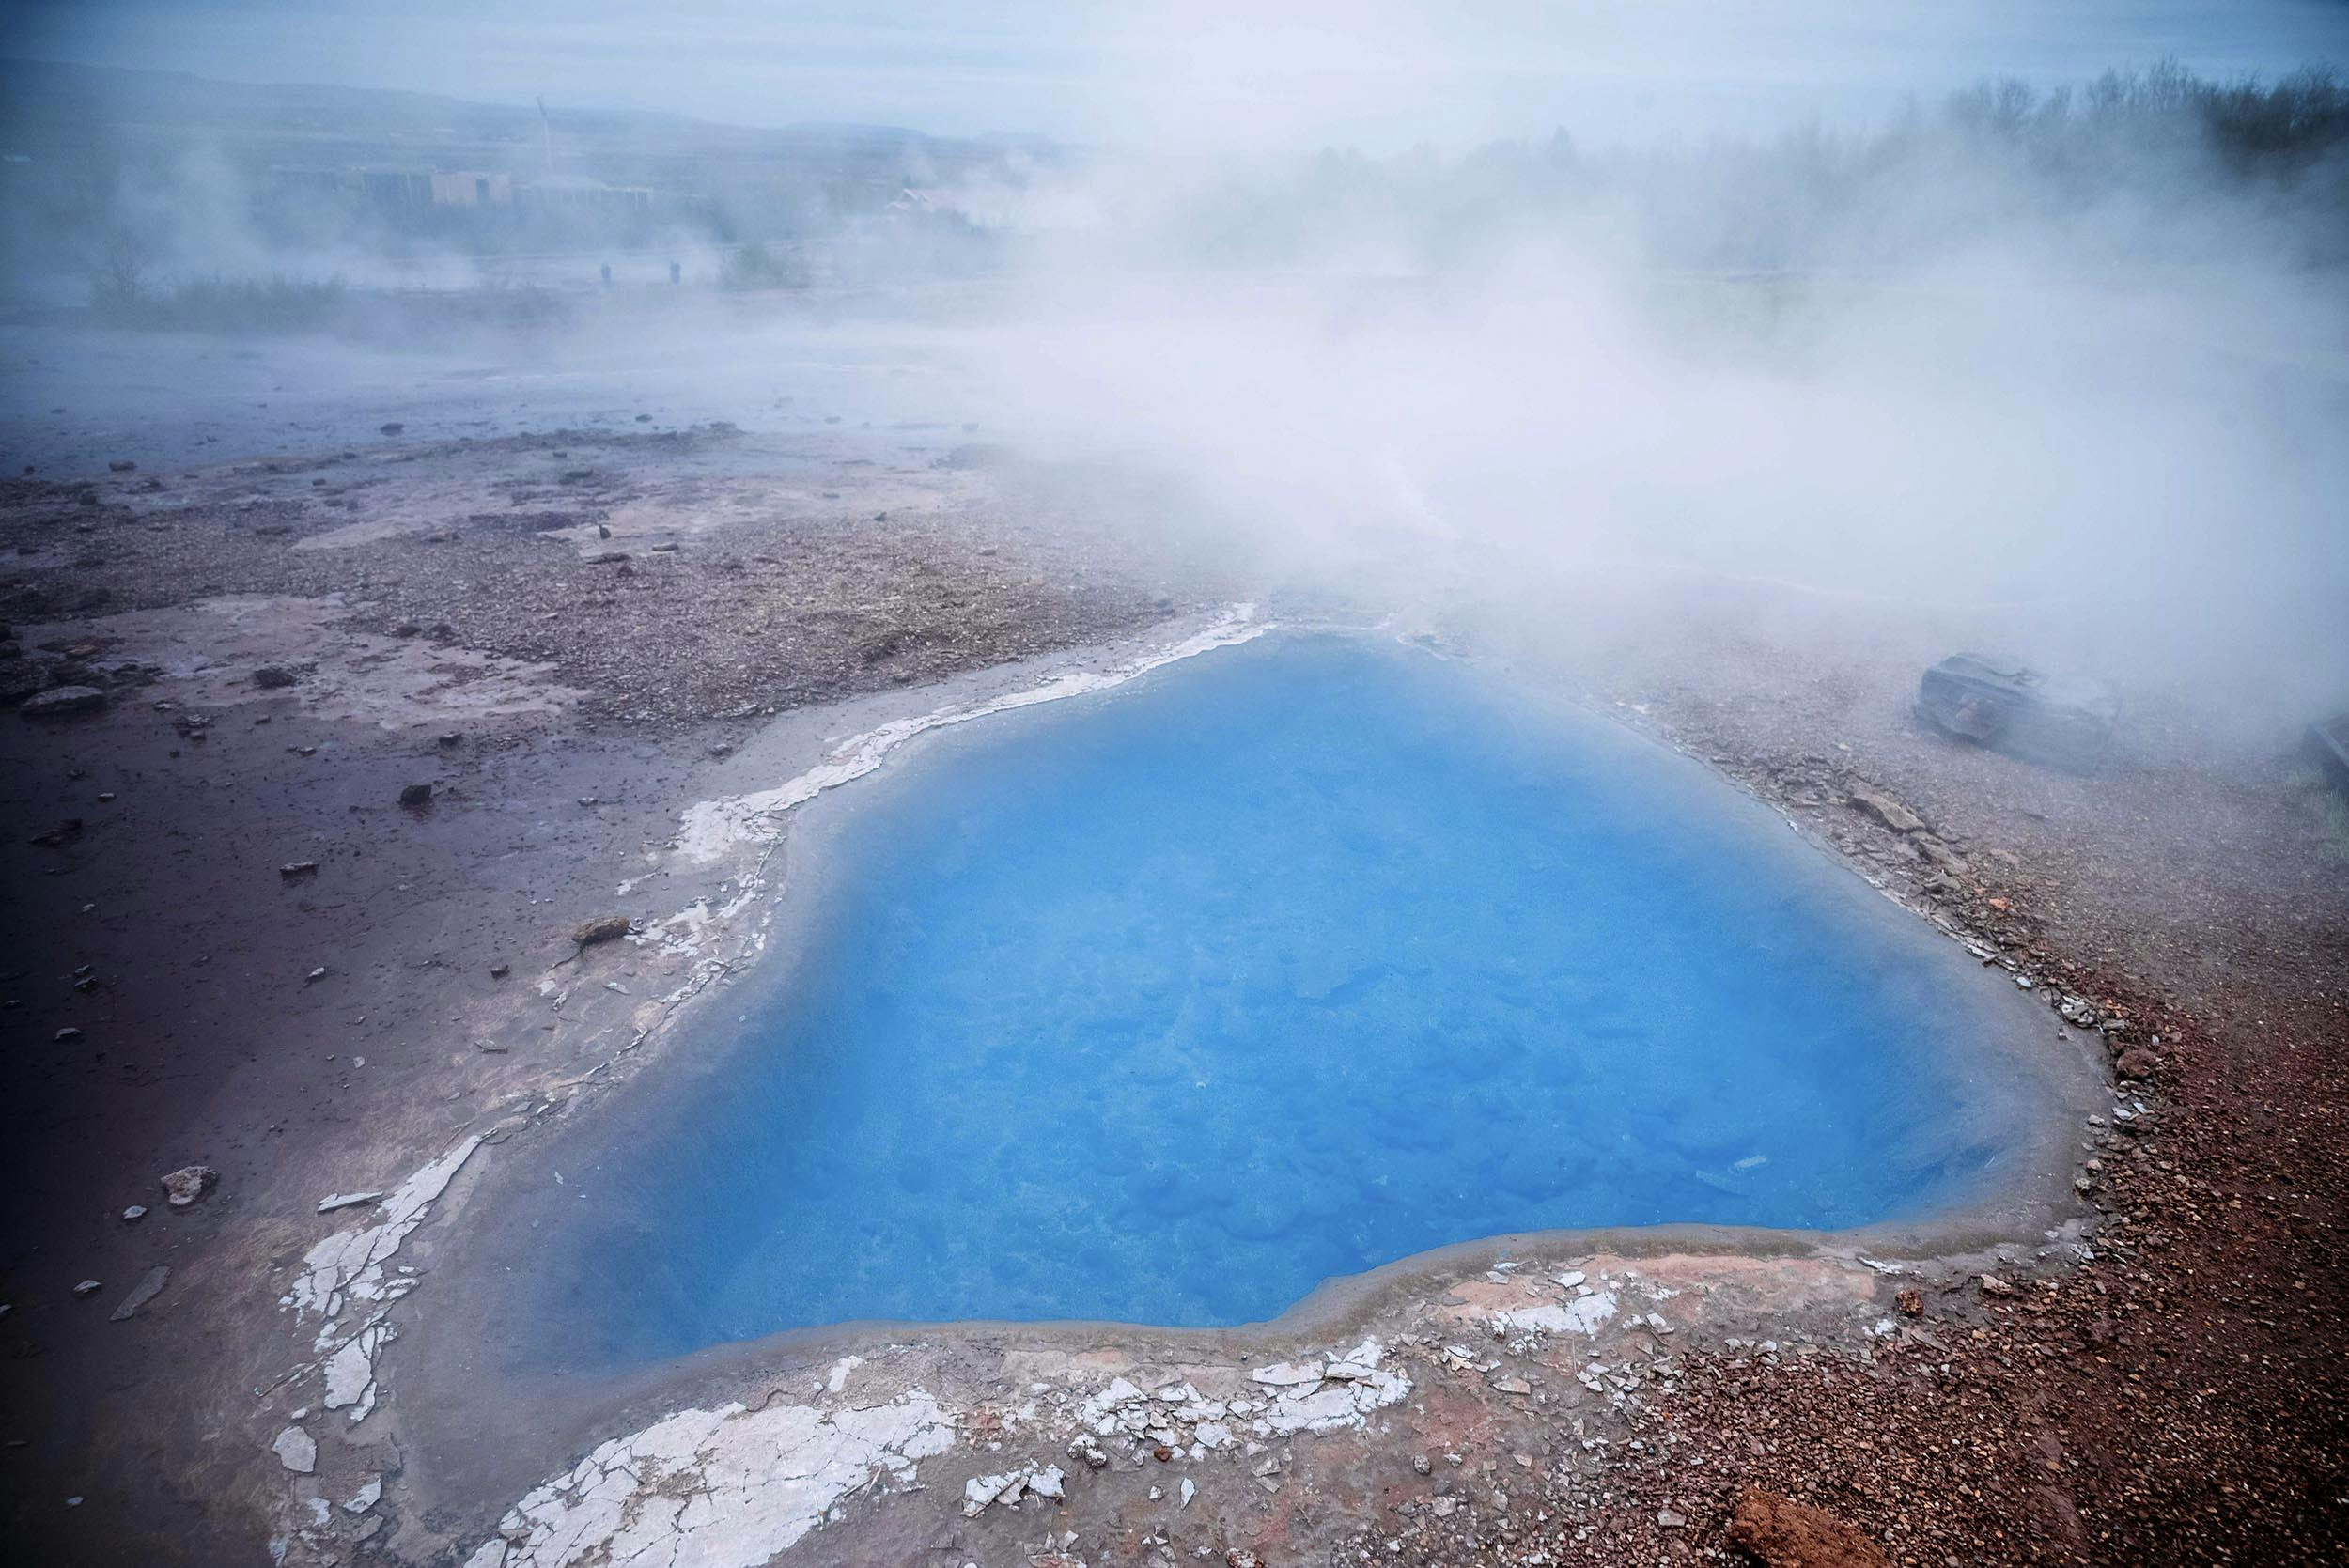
[{"x1": 534, "y1": 635, "x2": 2035, "y2": 1361}]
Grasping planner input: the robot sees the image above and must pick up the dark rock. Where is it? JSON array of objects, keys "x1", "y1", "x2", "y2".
[
  {"x1": 0, "y1": 661, "x2": 47, "y2": 704},
  {"x1": 2115, "y1": 1048, "x2": 2159, "y2": 1080},
  {"x1": 397, "y1": 782, "x2": 434, "y2": 807},
  {"x1": 252, "y1": 664, "x2": 299, "y2": 690},
  {"x1": 21, "y1": 684, "x2": 106, "y2": 718},
  {"x1": 380, "y1": 422, "x2": 404, "y2": 436},
  {"x1": 108, "y1": 459, "x2": 135, "y2": 473},
  {"x1": 1917, "y1": 653, "x2": 2118, "y2": 772},
  {"x1": 1911, "y1": 833, "x2": 1968, "y2": 875},
  {"x1": 489, "y1": 962, "x2": 511, "y2": 980},
  {"x1": 572, "y1": 913, "x2": 631, "y2": 947},
  {"x1": 1846, "y1": 784, "x2": 1925, "y2": 835}
]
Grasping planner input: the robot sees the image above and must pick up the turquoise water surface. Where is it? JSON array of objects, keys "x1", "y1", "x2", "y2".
[{"x1": 543, "y1": 635, "x2": 2015, "y2": 1359}]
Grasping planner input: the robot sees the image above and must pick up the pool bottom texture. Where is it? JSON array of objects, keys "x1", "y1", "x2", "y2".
[{"x1": 538, "y1": 635, "x2": 2021, "y2": 1364}]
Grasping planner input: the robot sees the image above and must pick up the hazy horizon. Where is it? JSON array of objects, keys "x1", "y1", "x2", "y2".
[{"x1": 5, "y1": 0, "x2": 2346, "y2": 151}]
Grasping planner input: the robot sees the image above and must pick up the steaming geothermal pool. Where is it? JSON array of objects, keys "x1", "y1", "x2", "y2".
[{"x1": 536, "y1": 635, "x2": 2034, "y2": 1362}]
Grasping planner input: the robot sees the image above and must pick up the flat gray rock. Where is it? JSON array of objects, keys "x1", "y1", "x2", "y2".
[
  {"x1": 109, "y1": 1265, "x2": 170, "y2": 1322},
  {"x1": 21, "y1": 685, "x2": 107, "y2": 718},
  {"x1": 272, "y1": 1425, "x2": 316, "y2": 1474}
]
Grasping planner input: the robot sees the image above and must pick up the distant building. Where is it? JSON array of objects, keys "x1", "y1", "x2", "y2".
[
  {"x1": 429, "y1": 171, "x2": 512, "y2": 207},
  {"x1": 516, "y1": 179, "x2": 652, "y2": 214},
  {"x1": 264, "y1": 165, "x2": 661, "y2": 220},
  {"x1": 358, "y1": 170, "x2": 432, "y2": 209}
]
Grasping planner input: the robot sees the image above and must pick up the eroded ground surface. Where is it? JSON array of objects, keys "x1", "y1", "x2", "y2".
[{"x1": 0, "y1": 406, "x2": 2343, "y2": 1568}]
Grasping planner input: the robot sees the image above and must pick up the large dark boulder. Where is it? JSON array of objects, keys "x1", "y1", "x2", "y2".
[
  {"x1": 1917, "y1": 653, "x2": 2117, "y2": 772},
  {"x1": 2307, "y1": 711, "x2": 2349, "y2": 796}
]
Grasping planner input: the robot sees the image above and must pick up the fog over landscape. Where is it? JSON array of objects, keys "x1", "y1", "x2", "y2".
[
  {"x1": 5, "y1": 5, "x2": 2346, "y2": 731},
  {"x1": 3, "y1": 5, "x2": 2349, "y2": 1567}
]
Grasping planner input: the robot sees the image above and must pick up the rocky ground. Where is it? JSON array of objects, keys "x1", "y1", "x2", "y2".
[{"x1": 0, "y1": 412, "x2": 2343, "y2": 1568}]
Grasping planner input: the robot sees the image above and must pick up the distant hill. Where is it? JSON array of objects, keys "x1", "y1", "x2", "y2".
[{"x1": 0, "y1": 56, "x2": 1042, "y2": 179}]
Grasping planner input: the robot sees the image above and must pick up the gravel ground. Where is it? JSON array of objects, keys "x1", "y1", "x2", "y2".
[
  {"x1": 0, "y1": 426, "x2": 1188, "y2": 730},
  {"x1": 1, "y1": 422, "x2": 2342, "y2": 1566},
  {"x1": 1311, "y1": 591, "x2": 2349, "y2": 1566}
]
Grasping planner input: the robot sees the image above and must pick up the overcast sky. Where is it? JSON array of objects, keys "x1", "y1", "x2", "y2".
[{"x1": 5, "y1": 0, "x2": 2346, "y2": 148}]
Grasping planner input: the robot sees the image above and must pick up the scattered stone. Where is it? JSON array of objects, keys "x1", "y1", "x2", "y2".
[
  {"x1": 316, "y1": 1191, "x2": 384, "y2": 1215},
  {"x1": 1895, "y1": 1288, "x2": 1922, "y2": 1316},
  {"x1": 120, "y1": 1205, "x2": 145, "y2": 1222},
  {"x1": 160, "y1": 1165, "x2": 217, "y2": 1207},
  {"x1": 272, "y1": 1425, "x2": 317, "y2": 1474},
  {"x1": 1658, "y1": 1507, "x2": 1688, "y2": 1529},
  {"x1": 73, "y1": 1279, "x2": 101, "y2": 1296},
  {"x1": 437, "y1": 731, "x2": 461, "y2": 748},
  {"x1": 379, "y1": 422, "x2": 404, "y2": 436},
  {"x1": 397, "y1": 782, "x2": 434, "y2": 807},
  {"x1": 109, "y1": 1265, "x2": 170, "y2": 1321},
  {"x1": 21, "y1": 684, "x2": 106, "y2": 718},
  {"x1": 280, "y1": 861, "x2": 319, "y2": 878},
  {"x1": 109, "y1": 459, "x2": 135, "y2": 473},
  {"x1": 571, "y1": 913, "x2": 631, "y2": 947},
  {"x1": 1846, "y1": 784, "x2": 1925, "y2": 835},
  {"x1": 344, "y1": 1478, "x2": 381, "y2": 1514},
  {"x1": 54, "y1": 1026, "x2": 82, "y2": 1042},
  {"x1": 1412, "y1": 1454, "x2": 1433, "y2": 1476},
  {"x1": 489, "y1": 962, "x2": 510, "y2": 979},
  {"x1": 2115, "y1": 1048, "x2": 2159, "y2": 1080},
  {"x1": 252, "y1": 664, "x2": 298, "y2": 690},
  {"x1": 1911, "y1": 833, "x2": 1968, "y2": 875},
  {"x1": 1978, "y1": 1273, "x2": 2019, "y2": 1298},
  {"x1": 304, "y1": 966, "x2": 329, "y2": 984},
  {"x1": 1727, "y1": 1487, "x2": 1891, "y2": 1568}
]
